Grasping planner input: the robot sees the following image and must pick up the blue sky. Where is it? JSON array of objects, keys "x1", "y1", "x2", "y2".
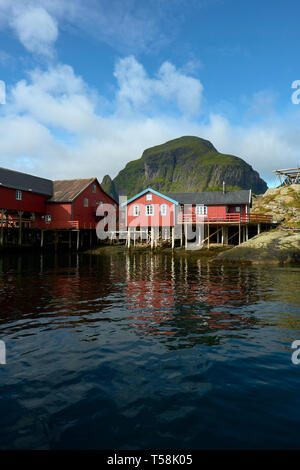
[{"x1": 0, "y1": 0, "x2": 300, "y2": 187}]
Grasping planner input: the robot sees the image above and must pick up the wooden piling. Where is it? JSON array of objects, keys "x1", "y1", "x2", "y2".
[{"x1": 18, "y1": 211, "x2": 23, "y2": 246}]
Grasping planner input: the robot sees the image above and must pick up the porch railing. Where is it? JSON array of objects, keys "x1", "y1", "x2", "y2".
[{"x1": 177, "y1": 213, "x2": 272, "y2": 224}]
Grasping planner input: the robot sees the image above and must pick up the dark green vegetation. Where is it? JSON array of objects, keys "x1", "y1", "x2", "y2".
[{"x1": 101, "y1": 136, "x2": 267, "y2": 198}]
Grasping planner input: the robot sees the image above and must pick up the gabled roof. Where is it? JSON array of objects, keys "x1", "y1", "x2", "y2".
[
  {"x1": 0, "y1": 167, "x2": 53, "y2": 196},
  {"x1": 166, "y1": 190, "x2": 252, "y2": 205},
  {"x1": 121, "y1": 187, "x2": 179, "y2": 206},
  {"x1": 49, "y1": 178, "x2": 96, "y2": 202}
]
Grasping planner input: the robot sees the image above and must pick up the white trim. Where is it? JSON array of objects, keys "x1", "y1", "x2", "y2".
[
  {"x1": 16, "y1": 189, "x2": 22, "y2": 201},
  {"x1": 145, "y1": 204, "x2": 154, "y2": 216},
  {"x1": 160, "y1": 204, "x2": 167, "y2": 216},
  {"x1": 195, "y1": 204, "x2": 207, "y2": 216},
  {"x1": 121, "y1": 187, "x2": 179, "y2": 206},
  {"x1": 133, "y1": 204, "x2": 139, "y2": 216}
]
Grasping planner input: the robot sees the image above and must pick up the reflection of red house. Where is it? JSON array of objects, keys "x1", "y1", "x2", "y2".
[{"x1": 0, "y1": 168, "x2": 117, "y2": 229}]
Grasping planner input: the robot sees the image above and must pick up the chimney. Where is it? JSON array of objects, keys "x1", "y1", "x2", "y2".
[{"x1": 223, "y1": 181, "x2": 226, "y2": 194}]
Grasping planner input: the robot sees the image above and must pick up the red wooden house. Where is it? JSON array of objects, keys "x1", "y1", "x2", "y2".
[
  {"x1": 41, "y1": 178, "x2": 117, "y2": 229},
  {"x1": 122, "y1": 187, "x2": 271, "y2": 227},
  {"x1": 0, "y1": 168, "x2": 117, "y2": 230},
  {"x1": 0, "y1": 167, "x2": 52, "y2": 227},
  {"x1": 122, "y1": 188, "x2": 179, "y2": 228}
]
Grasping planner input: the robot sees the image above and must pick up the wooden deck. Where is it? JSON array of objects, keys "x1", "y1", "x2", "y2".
[{"x1": 177, "y1": 213, "x2": 272, "y2": 224}]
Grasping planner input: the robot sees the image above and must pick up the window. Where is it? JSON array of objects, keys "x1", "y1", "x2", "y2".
[
  {"x1": 195, "y1": 205, "x2": 207, "y2": 216},
  {"x1": 84, "y1": 198, "x2": 89, "y2": 207},
  {"x1": 160, "y1": 204, "x2": 167, "y2": 216},
  {"x1": 146, "y1": 204, "x2": 154, "y2": 216},
  {"x1": 235, "y1": 206, "x2": 240, "y2": 213},
  {"x1": 133, "y1": 205, "x2": 139, "y2": 216},
  {"x1": 92, "y1": 184, "x2": 96, "y2": 193},
  {"x1": 146, "y1": 193, "x2": 152, "y2": 201},
  {"x1": 45, "y1": 215, "x2": 52, "y2": 224},
  {"x1": 16, "y1": 190, "x2": 22, "y2": 201}
]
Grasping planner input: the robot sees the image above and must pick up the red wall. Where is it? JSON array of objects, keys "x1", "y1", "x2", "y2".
[
  {"x1": 42, "y1": 179, "x2": 117, "y2": 229},
  {"x1": 0, "y1": 186, "x2": 48, "y2": 213},
  {"x1": 126, "y1": 191, "x2": 176, "y2": 228},
  {"x1": 73, "y1": 180, "x2": 117, "y2": 229}
]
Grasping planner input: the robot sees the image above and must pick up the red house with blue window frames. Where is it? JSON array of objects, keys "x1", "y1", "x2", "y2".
[
  {"x1": 122, "y1": 188, "x2": 179, "y2": 228},
  {"x1": 121, "y1": 187, "x2": 267, "y2": 227}
]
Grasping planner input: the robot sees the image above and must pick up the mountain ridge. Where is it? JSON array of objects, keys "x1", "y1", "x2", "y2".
[{"x1": 101, "y1": 136, "x2": 267, "y2": 198}]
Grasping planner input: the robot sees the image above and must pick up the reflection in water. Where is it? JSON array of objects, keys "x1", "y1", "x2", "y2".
[
  {"x1": 0, "y1": 251, "x2": 300, "y2": 450},
  {"x1": 124, "y1": 253, "x2": 265, "y2": 348}
]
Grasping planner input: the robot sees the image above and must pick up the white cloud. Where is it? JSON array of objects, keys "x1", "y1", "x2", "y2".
[
  {"x1": 10, "y1": 6, "x2": 58, "y2": 57},
  {"x1": 114, "y1": 56, "x2": 203, "y2": 116},
  {"x1": 0, "y1": 56, "x2": 300, "y2": 187},
  {"x1": 0, "y1": 0, "x2": 181, "y2": 56}
]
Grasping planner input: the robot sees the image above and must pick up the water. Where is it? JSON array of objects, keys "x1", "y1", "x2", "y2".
[{"x1": 0, "y1": 251, "x2": 300, "y2": 450}]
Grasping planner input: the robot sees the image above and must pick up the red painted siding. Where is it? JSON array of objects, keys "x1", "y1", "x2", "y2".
[
  {"x1": 41, "y1": 179, "x2": 117, "y2": 229},
  {"x1": 126, "y1": 191, "x2": 175, "y2": 228},
  {"x1": 0, "y1": 186, "x2": 48, "y2": 213},
  {"x1": 72, "y1": 180, "x2": 117, "y2": 229}
]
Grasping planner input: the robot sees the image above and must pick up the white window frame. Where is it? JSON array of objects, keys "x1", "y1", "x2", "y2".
[
  {"x1": 235, "y1": 206, "x2": 241, "y2": 213},
  {"x1": 84, "y1": 197, "x2": 89, "y2": 207},
  {"x1": 145, "y1": 204, "x2": 154, "y2": 216},
  {"x1": 146, "y1": 193, "x2": 152, "y2": 201},
  {"x1": 92, "y1": 184, "x2": 96, "y2": 193},
  {"x1": 45, "y1": 215, "x2": 52, "y2": 224},
  {"x1": 195, "y1": 205, "x2": 207, "y2": 216},
  {"x1": 160, "y1": 204, "x2": 167, "y2": 216},
  {"x1": 133, "y1": 204, "x2": 139, "y2": 217},
  {"x1": 16, "y1": 190, "x2": 22, "y2": 201}
]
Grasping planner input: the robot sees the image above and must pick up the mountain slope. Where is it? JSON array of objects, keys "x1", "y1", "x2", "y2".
[{"x1": 102, "y1": 136, "x2": 267, "y2": 198}]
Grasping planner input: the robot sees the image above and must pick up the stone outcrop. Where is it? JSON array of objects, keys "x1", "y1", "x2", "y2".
[
  {"x1": 215, "y1": 230, "x2": 300, "y2": 264},
  {"x1": 252, "y1": 184, "x2": 300, "y2": 227}
]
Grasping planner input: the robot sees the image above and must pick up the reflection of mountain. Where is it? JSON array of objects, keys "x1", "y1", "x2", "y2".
[{"x1": 124, "y1": 253, "x2": 264, "y2": 349}]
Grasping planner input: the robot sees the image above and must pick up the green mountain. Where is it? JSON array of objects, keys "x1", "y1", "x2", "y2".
[{"x1": 101, "y1": 136, "x2": 268, "y2": 199}]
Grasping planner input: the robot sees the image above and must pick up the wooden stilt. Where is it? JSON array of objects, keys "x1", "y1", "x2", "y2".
[
  {"x1": 258, "y1": 223, "x2": 261, "y2": 235},
  {"x1": 239, "y1": 224, "x2": 241, "y2": 245},
  {"x1": 69, "y1": 231, "x2": 72, "y2": 249},
  {"x1": 129, "y1": 228, "x2": 132, "y2": 248},
  {"x1": 207, "y1": 223, "x2": 210, "y2": 249},
  {"x1": 246, "y1": 225, "x2": 249, "y2": 241},
  {"x1": 18, "y1": 211, "x2": 23, "y2": 246},
  {"x1": 185, "y1": 225, "x2": 188, "y2": 250},
  {"x1": 76, "y1": 230, "x2": 80, "y2": 251},
  {"x1": 172, "y1": 226, "x2": 175, "y2": 250},
  {"x1": 41, "y1": 230, "x2": 44, "y2": 248},
  {"x1": 151, "y1": 227, "x2": 154, "y2": 250},
  {"x1": 0, "y1": 209, "x2": 4, "y2": 245},
  {"x1": 54, "y1": 231, "x2": 59, "y2": 252}
]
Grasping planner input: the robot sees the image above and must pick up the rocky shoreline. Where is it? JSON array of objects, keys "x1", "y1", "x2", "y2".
[
  {"x1": 86, "y1": 230, "x2": 300, "y2": 265},
  {"x1": 214, "y1": 230, "x2": 300, "y2": 265}
]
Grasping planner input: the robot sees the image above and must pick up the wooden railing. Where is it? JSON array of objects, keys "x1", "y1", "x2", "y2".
[
  {"x1": 33, "y1": 220, "x2": 80, "y2": 229},
  {"x1": 177, "y1": 213, "x2": 272, "y2": 224}
]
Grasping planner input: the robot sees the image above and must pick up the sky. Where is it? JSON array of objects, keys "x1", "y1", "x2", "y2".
[{"x1": 0, "y1": 0, "x2": 300, "y2": 187}]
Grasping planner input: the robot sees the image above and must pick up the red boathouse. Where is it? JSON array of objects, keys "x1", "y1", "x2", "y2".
[{"x1": 0, "y1": 168, "x2": 117, "y2": 239}]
